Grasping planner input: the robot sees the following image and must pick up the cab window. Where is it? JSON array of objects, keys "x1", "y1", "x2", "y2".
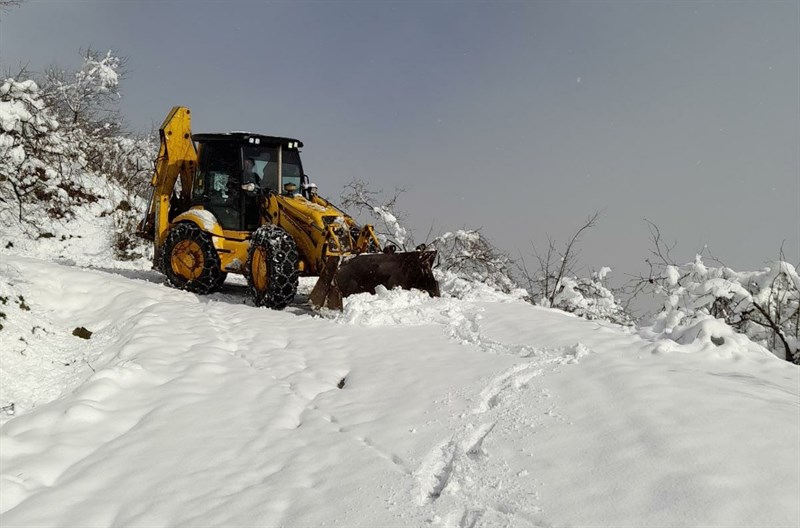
[{"x1": 195, "y1": 141, "x2": 242, "y2": 229}]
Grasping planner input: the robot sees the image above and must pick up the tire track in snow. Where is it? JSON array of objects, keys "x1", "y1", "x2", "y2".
[
  {"x1": 472, "y1": 363, "x2": 543, "y2": 414},
  {"x1": 332, "y1": 291, "x2": 594, "y2": 525},
  {"x1": 415, "y1": 302, "x2": 591, "y2": 527},
  {"x1": 415, "y1": 421, "x2": 497, "y2": 505}
]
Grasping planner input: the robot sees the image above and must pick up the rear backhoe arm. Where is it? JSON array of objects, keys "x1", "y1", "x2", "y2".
[{"x1": 140, "y1": 106, "x2": 197, "y2": 254}]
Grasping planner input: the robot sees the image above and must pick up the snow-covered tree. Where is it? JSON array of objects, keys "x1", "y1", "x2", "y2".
[
  {"x1": 0, "y1": 49, "x2": 155, "y2": 259},
  {"x1": 340, "y1": 179, "x2": 414, "y2": 249},
  {"x1": 520, "y1": 213, "x2": 600, "y2": 307},
  {"x1": 552, "y1": 267, "x2": 633, "y2": 326},
  {"x1": 429, "y1": 229, "x2": 521, "y2": 296},
  {"x1": 0, "y1": 77, "x2": 90, "y2": 226},
  {"x1": 0, "y1": 0, "x2": 23, "y2": 14},
  {"x1": 41, "y1": 49, "x2": 124, "y2": 135}
]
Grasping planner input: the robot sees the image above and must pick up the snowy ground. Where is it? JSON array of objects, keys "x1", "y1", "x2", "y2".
[{"x1": 1, "y1": 248, "x2": 798, "y2": 527}]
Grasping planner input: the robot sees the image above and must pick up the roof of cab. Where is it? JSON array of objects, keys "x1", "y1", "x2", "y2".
[{"x1": 192, "y1": 133, "x2": 303, "y2": 148}]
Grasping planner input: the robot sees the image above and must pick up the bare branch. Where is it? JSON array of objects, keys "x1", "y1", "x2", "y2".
[
  {"x1": 549, "y1": 212, "x2": 600, "y2": 305},
  {"x1": 644, "y1": 219, "x2": 676, "y2": 266}
]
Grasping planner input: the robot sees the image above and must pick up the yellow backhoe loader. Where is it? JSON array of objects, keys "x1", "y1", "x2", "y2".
[{"x1": 138, "y1": 107, "x2": 439, "y2": 309}]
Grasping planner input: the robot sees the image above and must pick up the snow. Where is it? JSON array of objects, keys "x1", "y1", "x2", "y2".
[
  {"x1": 665, "y1": 265, "x2": 681, "y2": 286},
  {"x1": 1, "y1": 47, "x2": 797, "y2": 526},
  {"x1": 0, "y1": 79, "x2": 54, "y2": 136},
  {"x1": 1, "y1": 247, "x2": 798, "y2": 527},
  {"x1": 372, "y1": 205, "x2": 408, "y2": 248},
  {"x1": 56, "y1": 51, "x2": 120, "y2": 106},
  {"x1": 179, "y1": 208, "x2": 220, "y2": 233},
  {"x1": 645, "y1": 255, "x2": 799, "y2": 361},
  {"x1": 297, "y1": 196, "x2": 330, "y2": 213},
  {"x1": 597, "y1": 265, "x2": 612, "y2": 280}
]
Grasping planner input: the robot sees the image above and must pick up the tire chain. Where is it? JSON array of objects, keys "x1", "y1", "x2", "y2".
[
  {"x1": 161, "y1": 223, "x2": 225, "y2": 294},
  {"x1": 246, "y1": 225, "x2": 300, "y2": 309}
]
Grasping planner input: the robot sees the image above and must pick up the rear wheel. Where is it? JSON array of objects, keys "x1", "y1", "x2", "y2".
[
  {"x1": 245, "y1": 225, "x2": 299, "y2": 309},
  {"x1": 161, "y1": 223, "x2": 225, "y2": 294}
]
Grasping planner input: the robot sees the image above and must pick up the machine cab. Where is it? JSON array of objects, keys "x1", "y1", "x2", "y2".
[{"x1": 190, "y1": 133, "x2": 304, "y2": 231}]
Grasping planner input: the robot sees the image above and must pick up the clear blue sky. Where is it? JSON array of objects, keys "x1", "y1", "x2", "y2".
[{"x1": 1, "y1": 0, "x2": 798, "y2": 282}]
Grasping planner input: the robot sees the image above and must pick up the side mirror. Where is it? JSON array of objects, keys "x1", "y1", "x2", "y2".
[{"x1": 300, "y1": 174, "x2": 317, "y2": 199}]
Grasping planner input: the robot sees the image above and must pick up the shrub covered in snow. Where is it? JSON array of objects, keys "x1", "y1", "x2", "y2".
[
  {"x1": 643, "y1": 255, "x2": 799, "y2": 364},
  {"x1": 41, "y1": 49, "x2": 123, "y2": 136},
  {"x1": 370, "y1": 205, "x2": 409, "y2": 249},
  {"x1": 0, "y1": 77, "x2": 90, "y2": 227},
  {"x1": 551, "y1": 267, "x2": 632, "y2": 326},
  {"x1": 0, "y1": 50, "x2": 155, "y2": 261},
  {"x1": 341, "y1": 180, "x2": 525, "y2": 300},
  {"x1": 340, "y1": 179, "x2": 414, "y2": 249},
  {"x1": 429, "y1": 229, "x2": 524, "y2": 298}
]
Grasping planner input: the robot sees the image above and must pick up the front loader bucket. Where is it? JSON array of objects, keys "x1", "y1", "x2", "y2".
[{"x1": 309, "y1": 251, "x2": 440, "y2": 310}]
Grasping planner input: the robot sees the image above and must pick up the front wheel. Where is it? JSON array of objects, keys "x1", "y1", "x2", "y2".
[{"x1": 245, "y1": 225, "x2": 299, "y2": 309}]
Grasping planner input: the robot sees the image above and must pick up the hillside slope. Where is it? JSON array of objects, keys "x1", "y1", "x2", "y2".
[{"x1": 0, "y1": 254, "x2": 797, "y2": 528}]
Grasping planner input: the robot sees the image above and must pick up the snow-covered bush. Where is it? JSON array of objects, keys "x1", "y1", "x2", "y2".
[
  {"x1": 89, "y1": 134, "x2": 156, "y2": 196},
  {"x1": 521, "y1": 213, "x2": 600, "y2": 305},
  {"x1": 0, "y1": 77, "x2": 93, "y2": 228},
  {"x1": 39, "y1": 49, "x2": 155, "y2": 195},
  {"x1": 0, "y1": 49, "x2": 155, "y2": 261},
  {"x1": 429, "y1": 229, "x2": 522, "y2": 297},
  {"x1": 340, "y1": 180, "x2": 524, "y2": 299},
  {"x1": 645, "y1": 255, "x2": 799, "y2": 364},
  {"x1": 518, "y1": 213, "x2": 632, "y2": 325},
  {"x1": 370, "y1": 205, "x2": 409, "y2": 248},
  {"x1": 552, "y1": 267, "x2": 632, "y2": 326},
  {"x1": 41, "y1": 49, "x2": 123, "y2": 136},
  {"x1": 340, "y1": 179, "x2": 414, "y2": 249}
]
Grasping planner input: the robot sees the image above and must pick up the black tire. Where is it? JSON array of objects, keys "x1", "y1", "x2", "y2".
[
  {"x1": 161, "y1": 223, "x2": 225, "y2": 294},
  {"x1": 210, "y1": 272, "x2": 228, "y2": 293},
  {"x1": 245, "y1": 225, "x2": 299, "y2": 309}
]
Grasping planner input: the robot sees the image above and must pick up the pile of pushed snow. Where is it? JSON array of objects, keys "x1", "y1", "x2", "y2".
[
  {"x1": 332, "y1": 285, "x2": 466, "y2": 326},
  {"x1": 330, "y1": 285, "x2": 538, "y2": 355},
  {"x1": 331, "y1": 279, "x2": 527, "y2": 328}
]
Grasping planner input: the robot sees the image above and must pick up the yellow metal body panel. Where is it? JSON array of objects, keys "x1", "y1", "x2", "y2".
[
  {"x1": 150, "y1": 107, "x2": 198, "y2": 252},
  {"x1": 172, "y1": 209, "x2": 225, "y2": 237},
  {"x1": 213, "y1": 234, "x2": 251, "y2": 273},
  {"x1": 266, "y1": 192, "x2": 379, "y2": 275}
]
